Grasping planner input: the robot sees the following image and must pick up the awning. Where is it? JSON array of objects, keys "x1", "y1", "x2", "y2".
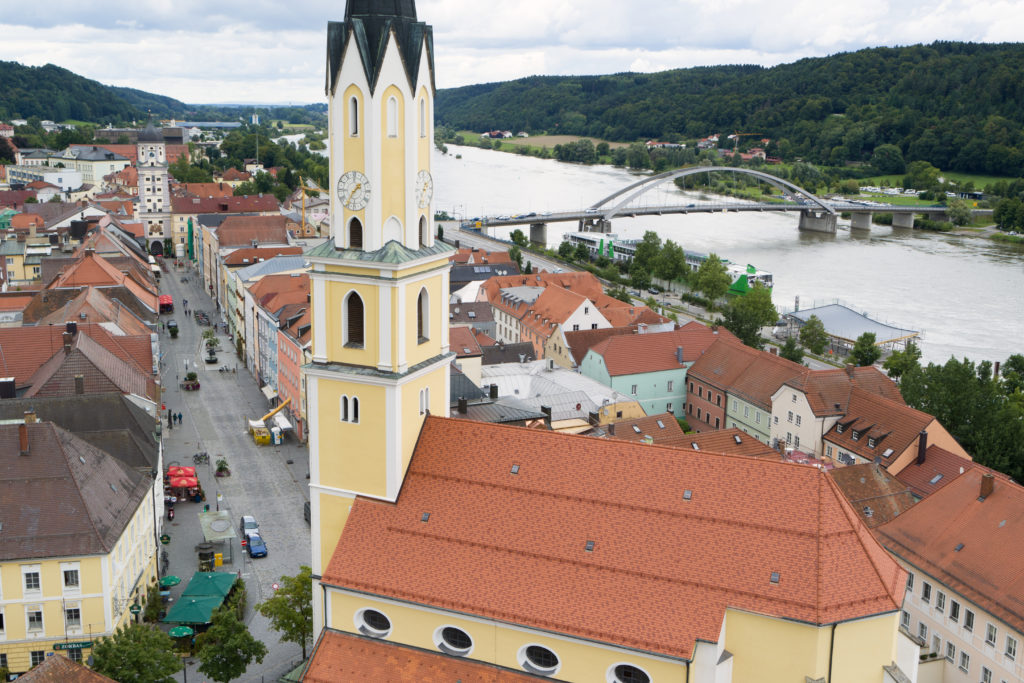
[
  {"x1": 272, "y1": 412, "x2": 292, "y2": 431},
  {"x1": 168, "y1": 475, "x2": 199, "y2": 488},
  {"x1": 261, "y1": 385, "x2": 277, "y2": 401},
  {"x1": 167, "y1": 466, "x2": 196, "y2": 478},
  {"x1": 181, "y1": 572, "x2": 236, "y2": 600},
  {"x1": 159, "y1": 295, "x2": 173, "y2": 305},
  {"x1": 162, "y1": 595, "x2": 222, "y2": 625}
]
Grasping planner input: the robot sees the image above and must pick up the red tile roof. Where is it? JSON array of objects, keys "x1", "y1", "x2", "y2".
[
  {"x1": 304, "y1": 630, "x2": 539, "y2": 682},
  {"x1": 14, "y1": 649, "x2": 118, "y2": 682},
  {"x1": 894, "y1": 445, "x2": 1009, "y2": 499},
  {"x1": 563, "y1": 326, "x2": 635, "y2": 367},
  {"x1": 221, "y1": 167, "x2": 252, "y2": 181},
  {"x1": 0, "y1": 324, "x2": 152, "y2": 388},
  {"x1": 170, "y1": 194, "x2": 278, "y2": 215},
  {"x1": 11, "y1": 213, "x2": 45, "y2": 229},
  {"x1": 686, "y1": 337, "x2": 760, "y2": 390},
  {"x1": 473, "y1": 328, "x2": 497, "y2": 347},
  {"x1": 24, "y1": 331, "x2": 157, "y2": 400},
  {"x1": 323, "y1": 417, "x2": 907, "y2": 659},
  {"x1": 683, "y1": 428, "x2": 782, "y2": 458},
  {"x1": 728, "y1": 350, "x2": 808, "y2": 410},
  {"x1": 452, "y1": 247, "x2": 515, "y2": 265},
  {"x1": 449, "y1": 326, "x2": 482, "y2": 358},
  {"x1": 215, "y1": 215, "x2": 290, "y2": 248},
  {"x1": 824, "y1": 387, "x2": 937, "y2": 467},
  {"x1": 604, "y1": 412, "x2": 689, "y2": 447},
  {"x1": 223, "y1": 246, "x2": 303, "y2": 265},
  {"x1": 588, "y1": 323, "x2": 733, "y2": 376},
  {"x1": 786, "y1": 366, "x2": 904, "y2": 417},
  {"x1": 593, "y1": 293, "x2": 671, "y2": 327},
  {"x1": 248, "y1": 273, "x2": 310, "y2": 314},
  {"x1": 829, "y1": 463, "x2": 917, "y2": 528},
  {"x1": 182, "y1": 182, "x2": 235, "y2": 198},
  {"x1": 480, "y1": 272, "x2": 605, "y2": 303},
  {"x1": 875, "y1": 469, "x2": 1024, "y2": 634}
]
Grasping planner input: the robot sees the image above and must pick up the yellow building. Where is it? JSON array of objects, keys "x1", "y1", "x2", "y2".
[
  {"x1": 0, "y1": 418, "x2": 158, "y2": 675},
  {"x1": 303, "y1": 3, "x2": 918, "y2": 682}
]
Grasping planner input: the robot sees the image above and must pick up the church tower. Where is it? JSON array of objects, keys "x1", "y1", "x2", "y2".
[
  {"x1": 136, "y1": 123, "x2": 171, "y2": 256},
  {"x1": 306, "y1": 0, "x2": 451, "y2": 636}
]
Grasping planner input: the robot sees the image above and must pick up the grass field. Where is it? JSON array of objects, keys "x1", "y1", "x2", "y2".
[
  {"x1": 272, "y1": 121, "x2": 315, "y2": 131},
  {"x1": 455, "y1": 131, "x2": 629, "y2": 157},
  {"x1": 859, "y1": 171, "x2": 1013, "y2": 189}
]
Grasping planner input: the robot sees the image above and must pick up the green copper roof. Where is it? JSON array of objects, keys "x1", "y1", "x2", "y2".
[
  {"x1": 326, "y1": 9, "x2": 434, "y2": 96},
  {"x1": 305, "y1": 238, "x2": 453, "y2": 264}
]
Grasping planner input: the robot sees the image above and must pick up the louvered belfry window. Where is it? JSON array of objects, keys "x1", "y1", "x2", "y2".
[{"x1": 347, "y1": 293, "x2": 364, "y2": 347}]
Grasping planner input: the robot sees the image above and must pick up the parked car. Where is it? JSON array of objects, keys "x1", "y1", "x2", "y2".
[
  {"x1": 246, "y1": 533, "x2": 268, "y2": 558},
  {"x1": 240, "y1": 515, "x2": 259, "y2": 537}
]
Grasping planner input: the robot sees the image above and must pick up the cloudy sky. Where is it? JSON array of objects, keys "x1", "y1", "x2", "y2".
[{"x1": 4, "y1": 0, "x2": 1022, "y2": 104}]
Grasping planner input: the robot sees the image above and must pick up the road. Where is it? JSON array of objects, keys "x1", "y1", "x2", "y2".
[{"x1": 157, "y1": 263, "x2": 311, "y2": 682}]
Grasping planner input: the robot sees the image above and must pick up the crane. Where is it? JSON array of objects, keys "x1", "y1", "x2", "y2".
[{"x1": 247, "y1": 397, "x2": 293, "y2": 445}]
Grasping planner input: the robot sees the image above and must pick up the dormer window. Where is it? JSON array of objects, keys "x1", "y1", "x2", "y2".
[
  {"x1": 851, "y1": 430, "x2": 860, "y2": 441},
  {"x1": 836, "y1": 424, "x2": 844, "y2": 434},
  {"x1": 868, "y1": 437, "x2": 876, "y2": 448}
]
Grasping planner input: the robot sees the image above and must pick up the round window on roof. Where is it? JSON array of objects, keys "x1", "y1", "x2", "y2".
[
  {"x1": 355, "y1": 608, "x2": 391, "y2": 638},
  {"x1": 608, "y1": 663, "x2": 651, "y2": 683},
  {"x1": 434, "y1": 625, "x2": 473, "y2": 656},
  {"x1": 518, "y1": 644, "x2": 560, "y2": 676}
]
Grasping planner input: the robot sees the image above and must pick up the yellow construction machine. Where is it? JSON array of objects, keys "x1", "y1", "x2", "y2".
[{"x1": 248, "y1": 398, "x2": 292, "y2": 445}]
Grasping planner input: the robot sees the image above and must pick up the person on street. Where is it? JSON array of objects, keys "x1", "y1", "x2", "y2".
[{"x1": 177, "y1": 412, "x2": 183, "y2": 425}]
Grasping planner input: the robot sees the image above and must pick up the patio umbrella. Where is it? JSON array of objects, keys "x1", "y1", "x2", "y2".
[
  {"x1": 168, "y1": 475, "x2": 199, "y2": 488},
  {"x1": 167, "y1": 466, "x2": 197, "y2": 478},
  {"x1": 168, "y1": 626, "x2": 194, "y2": 638},
  {"x1": 159, "y1": 575, "x2": 182, "y2": 588}
]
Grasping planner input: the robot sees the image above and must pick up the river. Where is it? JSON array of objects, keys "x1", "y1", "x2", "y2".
[{"x1": 433, "y1": 145, "x2": 1024, "y2": 366}]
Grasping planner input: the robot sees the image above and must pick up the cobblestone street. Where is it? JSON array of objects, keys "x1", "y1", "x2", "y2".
[{"x1": 158, "y1": 262, "x2": 311, "y2": 682}]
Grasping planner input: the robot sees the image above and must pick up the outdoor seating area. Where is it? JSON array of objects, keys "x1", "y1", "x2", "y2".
[{"x1": 161, "y1": 571, "x2": 239, "y2": 627}]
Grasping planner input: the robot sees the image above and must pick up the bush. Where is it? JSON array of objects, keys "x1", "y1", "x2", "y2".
[
  {"x1": 224, "y1": 578, "x2": 248, "y2": 620},
  {"x1": 185, "y1": 371, "x2": 198, "y2": 382}
]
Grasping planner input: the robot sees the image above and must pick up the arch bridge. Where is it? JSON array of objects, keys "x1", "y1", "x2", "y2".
[{"x1": 471, "y1": 166, "x2": 988, "y2": 243}]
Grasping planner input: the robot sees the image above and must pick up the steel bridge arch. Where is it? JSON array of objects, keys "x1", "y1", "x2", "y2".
[{"x1": 588, "y1": 166, "x2": 835, "y2": 220}]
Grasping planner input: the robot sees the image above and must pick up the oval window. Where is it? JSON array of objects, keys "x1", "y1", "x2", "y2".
[
  {"x1": 610, "y1": 663, "x2": 651, "y2": 683},
  {"x1": 437, "y1": 626, "x2": 472, "y2": 656},
  {"x1": 521, "y1": 644, "x2": 560, "y2": 675},
  {"x1": 356, "y1": 608, "x2": 391, "y2": 638}
]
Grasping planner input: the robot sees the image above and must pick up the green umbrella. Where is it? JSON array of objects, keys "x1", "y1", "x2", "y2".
[
  {"x1": 168, "y1": 626, "x2": 194, "y2": 638},
  {"x1": 159, "y1": 575, "x2": 182, "y2": 588}
]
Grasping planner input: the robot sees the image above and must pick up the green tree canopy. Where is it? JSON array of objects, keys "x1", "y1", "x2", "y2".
[
  {"x1": 721, "y1": 284, "x2": 777, "y2": 349},
  {"x1": 196, "y1": 607, "x2": 267, "y2": 683},
  {"x1": 630, "y1": 264, "x2": 651, "y2": 290},
  {"x1": 870, "y1": 144, "x2": 905, "y2": 174},
  {"x1": 691, "y1": 253, "x2": 731, "y2": 302},
  {"x1": 798, "y1": 314, "x2": 829, "y2": 355},
  {"x1": 632, "y1": 231, "x2": 662, "y2": 273},
  {"x1": 849, "y1": 332, "x2": 882, "y2": 366},
  {"x1": 256, "y1": 566, "x2": 314, "y2": 659},
  {"x1": 779, "y1": 337, "x2": 804, "y2": 363},
  {"x1": 557, "y1": 241, "x2": 574, "y2": 259},
  {"x1": 510, "y1": 229, "x2": 528, "y2": 247},
  {"x1": 652, "y1": 239, "x2": 686, "y2": 282},
  {"x1": 91, "y1": 624, "x2": 182, "y2": 683},
  {"x1": 509, "y1": 245, "x2": 523, "y2": 270},
  {"x1": 882, "y1": 341, "x2": 922, "y2": 381}
]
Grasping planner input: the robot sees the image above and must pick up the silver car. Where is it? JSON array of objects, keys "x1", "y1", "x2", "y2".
[{"x1": 240, "y1": 515, "x2": 259, "y2": 538}]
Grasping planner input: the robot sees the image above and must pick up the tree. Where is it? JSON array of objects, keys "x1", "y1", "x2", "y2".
[
  {"x1": 691, "y1": 253, "x2": 731, "y2": 302},
  {"x1": 630, "y1": 264, "x2": 651, "y2": 290},
  {"x1": 882, "y1": 341, "x2": 922, "y2": 381},
  {"x1": 798, "y1": 314, "x2": 829, "y2": 355},
  {"x1": 632, "y1": 230, "x2": 661, "y2": 272},
  {"x1": 256, "y1": 566, "x2": 314, "y2": 659},
  {"x1": 524, "y1": 260, "x2": 533, "y2": 275},
  {"x1": 509, "y1": 245, "x2": 523, "y2": 271},
  {"x1": 196, "y1": 607, "x2": 267, "y2": 683},
  {"x1": 653, "y1": 239, "x2": 685, "y2": 283},
  {"x1": 573, "y1": 242, "x2": 589, "y2": 262},
  {"x1": 606, "y1": 286, "x2": 632, "y2": 303},
  {"x1": 849, "y1": 332, "x2": 882, "y2": 366},
  {"x1": 870, "y1": 144, "x2": 905, "y2": 174},
  {"x1": 510, "y1": 229, "x2": 528, "y2": 247},
  {"x1": 1002, "y1": 354, "x2": 1024, "y2": 396},
  {"x1": 720, "y1": 284, "x2": 777, "y2": 349},
  {"x1": 557, "y1": 241, "x2": 574, "y2": 259},
  {"x1": 779, "y1": 337, "x2": 804, "y2": 363},
  {"x1": 945, "y1": 198, "x2": 972, "y2": 226},
  {"x1": 91, "y1": 623, "x2": 181, "y2": 683},
  {"x1": 436, "y1": 225, "x2": 444, "y2": 240}
]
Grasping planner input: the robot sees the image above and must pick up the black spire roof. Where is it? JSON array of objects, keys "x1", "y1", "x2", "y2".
[
  {"x1": 138, "y1": 121, "x2": 163, "y2": 143},
  {"x1": 327, "y1": 0, "x2": 434, "y2": 95}
]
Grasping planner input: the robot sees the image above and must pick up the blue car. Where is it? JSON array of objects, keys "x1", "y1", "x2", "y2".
[{"x1": 246, "y1": 534, "x2": 268, "y2": 558}]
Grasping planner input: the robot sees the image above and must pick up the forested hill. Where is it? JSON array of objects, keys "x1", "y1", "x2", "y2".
[
  {"x1": 0, "y1": 61, "x2": 186, "y2": 122},
  {"x1": 435, "y1": 42, "x2": 1024, "y2": 176}
]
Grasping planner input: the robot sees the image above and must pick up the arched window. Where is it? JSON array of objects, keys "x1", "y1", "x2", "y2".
[
  {"x1": 349, "y1": 96, "x2": 359, "y2": 136},
  {"x1": 348, "y1": 217, "x2": 363, "y2": 250},
  {"x1": 340, "y1": 396, "x2": 349, "y2": 422},
  {"x1": 419, "y1": 98, "x2": 426, "y2": 138},
  {"x1": 351, "y1": 397, "x2": 359, "y2": 423},
  {"x1": 345, "y1": 292, "x2": 364, "y2": 348},
  {"x1": 417, "y1": 288, "x2": 429, "y2": 342},
  {"x1": 419, "y1": 387, "x2": 430, "y2": 415},
  {"x1": 419, "y1": 215, "x2": 429, "y2": 248},
  {"x1": 382, "y1": 216, "x2": 402, "y2": 244},
  {"x1": 386, "y1": 96, "x2": 398, "y2": 137}
]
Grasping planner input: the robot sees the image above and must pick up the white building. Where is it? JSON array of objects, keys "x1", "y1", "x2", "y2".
[{"x1": 136, "y1": 123, "x2": 172, "y2": 255}]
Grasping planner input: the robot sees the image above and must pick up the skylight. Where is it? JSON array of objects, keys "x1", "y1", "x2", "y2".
[
  {"x1": 929, "y1": 474, "x2": 943, "y2": 485},
  {"x1": 882, "y1": 448, "x2": 894, "y2": 457},
  {"x1": 683, "y1": 490, "x2": 692, "y2": 501},
  {"x1": 954, "y1": 543, "x2": 964, "y2": 552},
  {"x1": 510, "y1": 464, "x2": 520, "y2": 475},
  {"x1": 585, "y1": 540, "x2": 595, "y2": 552},
  {"x1": 691, "y1": 442, "x2": 700, "y2": 450},
  {"x1": 656, "y1": 420, "x2": 664, "y2": 429},
  {"x1": 733, "y1": 435, "x2": 742, "y2": 444},
  {"x1": 632, "y1": 425, "x2": 641, "y2": 433},
  {"x1": 421, "y1": 513, "x2": 430, "y2": 523},
  {"x1": 770, "y1": 572, "x2": 780, "y2": 584}
]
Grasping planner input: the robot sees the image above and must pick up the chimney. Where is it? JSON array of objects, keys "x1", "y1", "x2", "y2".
[
  {"x1": 23, "y1": 410, "x2": 37, "y2": 424},
  {"x1": 19, "y1": 422, "x2": 29, "y2": 455},
  {"x1": 540, "y1": 405, "x2": 552, "y2": 429},
  {"x1": 84, "y1": 247, "x2": 95, "y2": 257},
  {"x1": 74, "y1": 374, "x2": 85, "y2": 395},
  {"x1": 588, "y1": 411, "x2": 600, "y2": 426},
  {"x1": 676, "y1": 346, "x2": 684, "y2": 364},
  {"x1": 608, "y1": 422, "x2": 616, "y2": 436},
  {"x1": 979, "y1": 473, "x2": 995, "y2": 501},
  {"x1": 845, "y1": 363, "x2": 855, "y2": 378},
  {"x1": 916, "y1": 431, "x2": 928, "y2": 465},
  {"x1": 769, "y1": 346, "x2": 778, "y2": 355},
  {"x1": 0, "y1": 377, "x2": 15, "y2": 399},
  {"x1": 65, "y1": 320, "x2": 78, "y2": 336},
  {"x1": 454, "y1": 239, "x2": 460, "y2": 249},
  {"x1": 63, "y1": 331, "x2": 73, "y2": 353},
  {"x1": 994, "y1": 361, "x2": 1001, "y2": 378},
  {"x1": 489, "y1": 384, "x2": 498, "y2": 400},
  {"x1": 458, "y1": 397, "x2": 468, "y2": 414}
]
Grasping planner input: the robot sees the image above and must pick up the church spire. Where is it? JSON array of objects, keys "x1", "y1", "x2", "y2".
[{"x1": 344, "y1": 0, "x2": 417, "y2": 21}]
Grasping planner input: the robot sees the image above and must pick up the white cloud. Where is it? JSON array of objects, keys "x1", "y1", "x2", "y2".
[{"x1": 2, "y1": 0, "x2": 1016, "y2": 104}]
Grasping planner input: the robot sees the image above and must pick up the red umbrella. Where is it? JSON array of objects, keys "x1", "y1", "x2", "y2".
[
  {"x1": 167, "y1": 466, "x2": 196, "y2": 478},
  {"x1": 168, "y1": 475, "x2": 199, "y2": 488}
]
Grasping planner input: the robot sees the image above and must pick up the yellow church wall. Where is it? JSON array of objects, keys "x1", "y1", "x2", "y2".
[
  {"x1": 724, "y1": 609, "x2": 830, "y2": 682},
  {"x1": 403, "y1": 275, "x2": 446, "y2": 368},
  {"x1": 314, "y1": 378, "x2": 388, "y2": 498},
  {"x1": 316, "y1": 491, "x2": 354, "y2": 577},
  {"x1": 398, "y1": 366, "x2": 448, "y2": 477},
  {"x1": 342, "y1": 84, "x2": 366, "y2": 177},
  {"x1": 323, "y1": 280, "x2": 379, "y2": 367},
  {"x1": 327, "y1": 590, "x2": 686, "y2": 682},
  {"x1": 380, "y1": 85, "x2": 406, "y2": 239},
  {"x1": 416, "y1": 87, "x2": 432, "y2": 170},
  {"x1": 830, "y1": 612, "x2": 900, "y2": 683}
]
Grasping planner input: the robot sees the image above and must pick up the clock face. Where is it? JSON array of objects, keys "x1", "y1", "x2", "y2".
[
  {"x1": 415, "y1": 170, "x2": 433, "y2": 209},
  {"x1": 337, "y1": 171, "x2": 371, "y2": 211}
]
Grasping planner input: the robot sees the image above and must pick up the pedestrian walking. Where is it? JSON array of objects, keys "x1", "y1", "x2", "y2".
[{"x1": 177, "y1": 412, "x2": 183, "y2": 425}]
